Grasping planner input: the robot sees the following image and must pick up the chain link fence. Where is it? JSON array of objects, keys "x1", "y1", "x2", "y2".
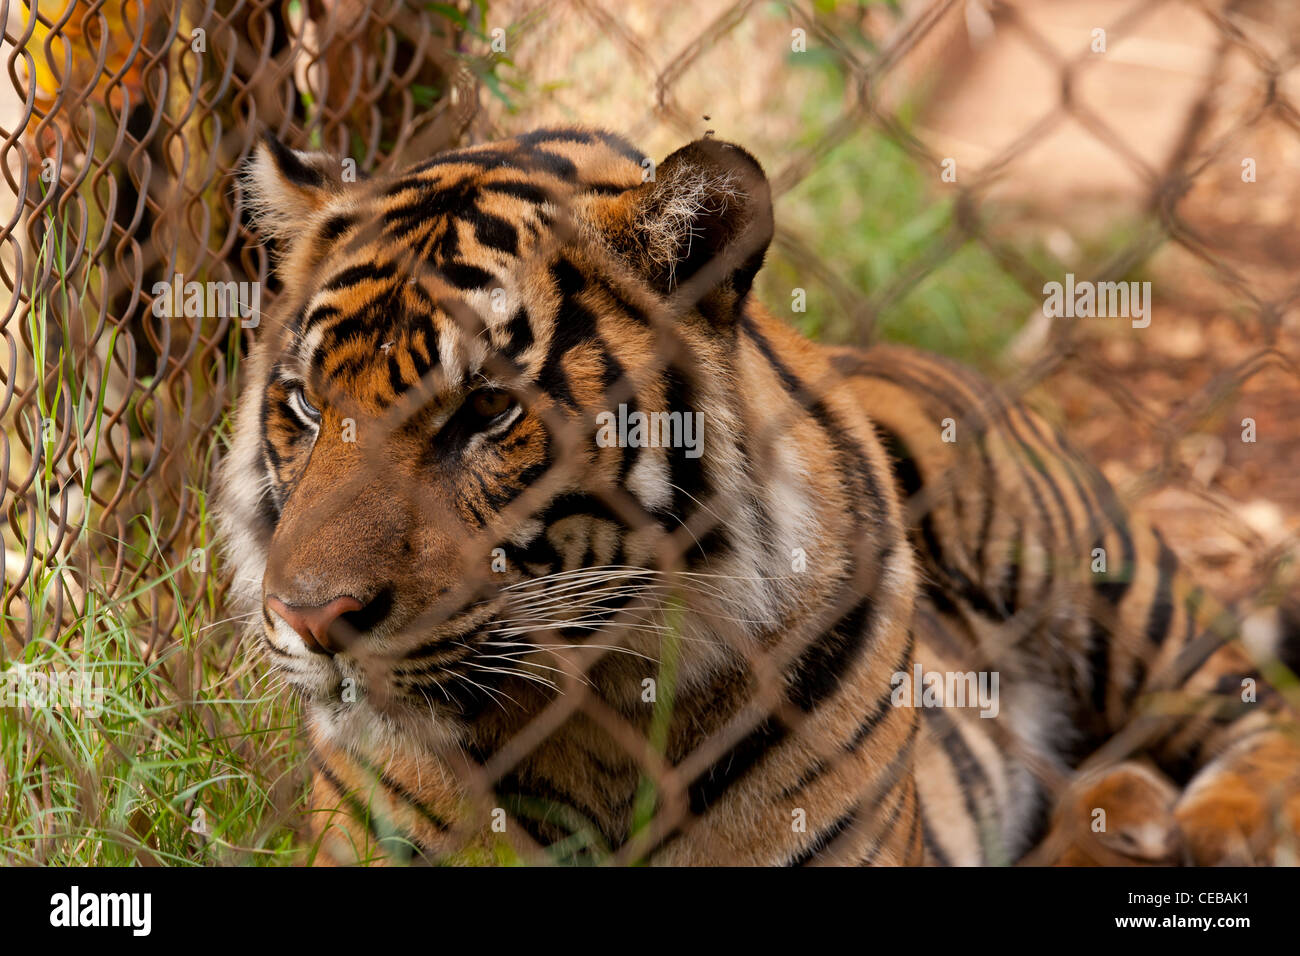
[{"x1": 2, "y1": 0, "x2": 1297, "y2": 864}]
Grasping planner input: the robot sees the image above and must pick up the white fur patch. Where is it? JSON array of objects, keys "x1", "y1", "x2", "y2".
[
  {"x1": 639, "y1": 165, "x2": 741, "y2": 289},
  {"x1": 626, "y1": 447, "x2": 672, "y2": 511}
]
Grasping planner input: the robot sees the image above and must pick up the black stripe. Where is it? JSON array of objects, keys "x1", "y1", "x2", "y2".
[
  {"x1": 777, "y1": 677, "x2": 900, "y2": 802},
  {"x1": 323, "y1": 260, "x2": 397, "y2": 293},
  {"x1": 922, "y1": 707, "x2": 990, "y2": 865},
  {"x1": 318, "y1": 213, "x2": 355, "y2": 242},
  {"x1": 439, "y1": 262, "x2": 495, "y2": 290},
  {"x1": 687, "y1": 716, "x2": 787, "y2": 815},
  {"x1": 500, "y1": 306, "x2": 533, "y2": 359},
  {"x1": 594, "y1": 129, "x2": 647, "y2": 163},
  {"x1": 849, "y1": 681, "x2": 901, "y2": 751},
  {"x1": 415, "y1": 147, "x2": 526, "y2": 173},
  {"x1": 686, "y1": 590, "x2": 882, "y2": 816},
  {"x1": 999, "y1": 518, "x2": 1022, "y2": 617},
  {"x1": 920, "y1": 807, "x2": 952, "y2": 866},
  {"x1": 516, "y1": 127, "x2": 594, "y2": 147},
  {"x1": 1145, "y1": 531, "x2": 1179, "y2": 648},
  {"x1": 257, "y1": 621, "x2": 291, "y2": 657},
  {"x1": 409, "y1": 327, "x2": 435, "y2": 379},
  {"x1": 860, "y1": 784, "x2": 909, "y2": 865},
  {"x1": 871, "y1": 355, "x2": 1063, "y2": 609},
  {"x1": 528, "y1": 148, "x2": 578, "y2": 180},
  {"x1": 787, "y1": 592, "x2": 877, "y2": 712},
  {"x1": 255, "y1": 486, "x2": 281, "y2": 528},
  {"x1": 299, "y1": 304, "x2": 340, "y2": 335},
  {"x1": 264, "y1": 134, "x2": 325, "y2": 187},
  {"x1": 1085, "y1": 506, "x2": 1135, "y2": 726},
  {"x1": 481, "y1": 180, "x2": 552, "y2": 204},
  {"x1": 787, "y1": 805, "x2": 857, "y2": 866},
  {"x1": 877, "y1": 425, "x2": 1007, "y2": 621},
  {"x1": 536, "y1": 259, "x2": 595, "y2": 407},
  {"x1": 494, "y1": 772, "x2": 616, "y2": 851},
  {"x1": 1086, "y1": 618, "x2": 1113, "y2": 720},
  {"x1": 470, "y1": 209, "x2": 519, "y2": 255},
  {"x1": 970, "y1": 431, "x2": 997, "y2": 572},
  {"x1": 1008, "y1": 405, "x2": 1078, "y2": 549},
  {"x1": 660, "y1": 363, "x2": 708, "y2": 533},
  {"x1": 311, "y1": 760, "x2": 388, "y2": 848},
  {"x1": 740, "y1": 317, "x2": 885, "y2": 516},
  {"x1": 353, "y1": 758, "x2": 452, "y2": 835},
  {"x1": 386, "y1": 353, "x2": 408, "y2": 396}
]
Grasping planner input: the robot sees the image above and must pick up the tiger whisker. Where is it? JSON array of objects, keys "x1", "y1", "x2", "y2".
[
  {"x1": 478, "y1": 638, "x2": 662, "y2": 665},
  {"x1": 469, "y1": 654, "x2": 595, "y2": 688},
  {"x1": 501, "y1": 575, "x2": 739, "y2": 610},
  {"x1": 442, "y1": 668, "x2": 519, "y2": 712},
  {"x1": 461, "y1": 649, "x2": 577, "y2": 677},
  {"x1": 462, "y1": 662, "x2": 561, "y2": 693}
]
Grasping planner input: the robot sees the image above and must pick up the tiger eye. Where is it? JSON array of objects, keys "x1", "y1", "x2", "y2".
[{"x1": 470, "y1": 389, "x2": 511, "y2": 418}]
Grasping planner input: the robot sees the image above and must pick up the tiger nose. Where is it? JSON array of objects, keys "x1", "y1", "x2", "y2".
[{"x1": 266, "y1": 595, "x2": 364, "y2": 655}]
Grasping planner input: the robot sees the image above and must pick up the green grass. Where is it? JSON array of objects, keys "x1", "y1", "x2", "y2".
[
  {"x1": 755, "y1": 38, "x2": 1068, "y2": 368},
  {"x1": 1, "y1": 451, "x2": 307, "y2": 864},
  {"x1": 2, "y1": 192, "x2": 306, "y2": 867},
  {"x1": 0, "y1": 528, "x2": 307, "y2": 866}
]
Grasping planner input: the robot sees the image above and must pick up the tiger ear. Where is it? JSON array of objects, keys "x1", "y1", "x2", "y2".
[
  {"x1": 242, "y1": 132, "x2": 346, "y2": 240},
  {"x1": 605, "y1": 138, "x2": 773, "y2": 313}
]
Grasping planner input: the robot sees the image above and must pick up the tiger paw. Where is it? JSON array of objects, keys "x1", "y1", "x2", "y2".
[
  {"x1": 1174, "y1": 730, "x2": 1300, "y2": 866},
  {"x1": 1043, "y1": 761, "x2": 1182, "y2": 866}
]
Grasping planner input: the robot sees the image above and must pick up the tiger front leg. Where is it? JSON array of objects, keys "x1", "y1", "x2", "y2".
[
  {"x1": 1093, "y1": 522, "x2": 1300, "y2": 865},
  {"x1": 1136, "y1": 637, "x2": 1300, "y2": 865},
  {"x1": 1031, "y1": 761, "x2": 1182, "y2": 866},
  {"x1": 1172, "y1": 724, "x2": 1300, "y2": 865}
]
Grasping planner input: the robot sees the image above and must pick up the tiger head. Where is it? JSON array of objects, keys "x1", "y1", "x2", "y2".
[{"x1": 217, "y1": 127, "x2": 831, "y2": 748}]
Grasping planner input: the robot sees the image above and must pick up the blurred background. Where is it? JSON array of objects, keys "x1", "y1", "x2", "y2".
[{"x1": 1, "y1": 0, "x2": 1297, "y2": 863}]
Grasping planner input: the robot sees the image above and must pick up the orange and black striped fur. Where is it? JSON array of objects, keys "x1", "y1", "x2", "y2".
[{"x1": 217, "y1": 127, "x2": 1299, "y2": 865}]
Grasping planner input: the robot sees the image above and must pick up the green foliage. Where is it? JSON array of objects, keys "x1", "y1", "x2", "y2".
[
  {"x1": 757, "y1": 58, "x2": 1047, "y2": 366},
  {"x1": 2, "y1": 186, "x2": 303, "y2": 867},
  {"x1": 0, "y1": 513, "x2": 307, "y2": 866}
]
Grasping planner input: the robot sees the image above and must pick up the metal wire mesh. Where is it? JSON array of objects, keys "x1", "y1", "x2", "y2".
[{"x1": 2, "y1": 0, "x2": 1298, "y2": 865}]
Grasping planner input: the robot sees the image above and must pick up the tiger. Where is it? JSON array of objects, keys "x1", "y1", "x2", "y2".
[{"x1": 216, "y1": 125, "x2": 1300, "y2": 866}]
